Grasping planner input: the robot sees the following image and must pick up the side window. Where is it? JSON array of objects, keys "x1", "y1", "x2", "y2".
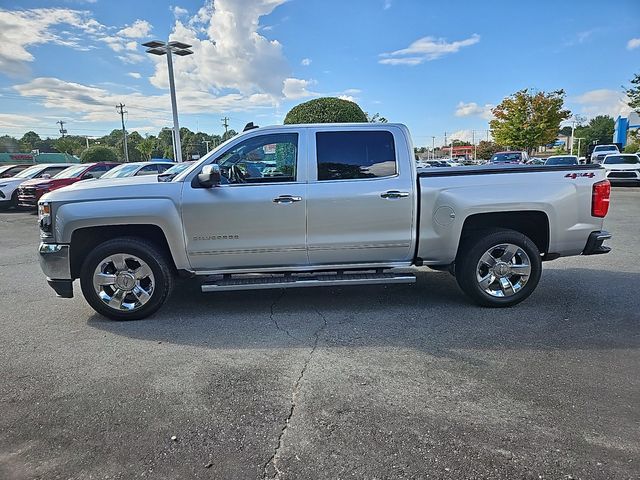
[
  {"x1": 2, "y1": 166, "x2": 27, "y2": 177},
  {"x1": 316, "y1": 131, "x2": 397, "y2": 181},
  {"x1": 40, "y1": 167, "x2": 66, "y2": 177},
  {"x1": 157, "y1": 164, "x2": 171, "y2": 173},
  {"x1": 138, "y1": 164, "x2": 160, "y2": 175},
  {"x1": 89, "y1": 165, "x2": 109, "y2": 178},
  {"x1": 214, "y1": 133, "x2": 298, "y2": 184}
]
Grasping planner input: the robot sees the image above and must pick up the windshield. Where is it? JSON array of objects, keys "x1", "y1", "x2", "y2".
[
  {"x1": 491, "y1": 153, "x2": 521, "y2": 163},
  {"x1": 546, "y1": 156, "x2": 578, "y2": 165},
  {"x1": 14, "y1": 165, "x2": 44, "y2": 178},
  {"x1": 101, "y1": 164, "x2": 140, "y2": 178},
  {"x1": 162, "y1": 162, "x2": 193, "y2": 176},
  {"x1": 603, "y1": 155, "x2": 640, "y2": 165},
  {"x1": 594, "y1": 146, "x2": 616, "y2": 152},
  {"x1": 53, "y1": 165, "x2": 88, "y2": 179}
]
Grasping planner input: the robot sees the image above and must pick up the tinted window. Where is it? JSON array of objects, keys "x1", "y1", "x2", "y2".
[
  {"x1": 0, "y1": 166, "x2": 28, "y2": 178},
  {"x1": 603, "y1": 155, "x2": 640, "y2": 165},
  {"x1": 316, "y1": 131, "x2": 396, "y2": 181},
  {"x1": 89, "y1": 165, "x2": 109, "y2": 178},
  {"x1": 214, "y1": 133, "x2": 298, "y2": 184},
  {"x1": 138, "y1": 164, "x2": 161, "y2": 175},
  {"x1": 491, "y1": 153, "x2": 522, "y2": 163},
  {"x1": 545, "y1": 156, "x2": 578, "y2": 165},
  {"x1": 40, "y1": 166, "x2": 68, "y2": 177}
]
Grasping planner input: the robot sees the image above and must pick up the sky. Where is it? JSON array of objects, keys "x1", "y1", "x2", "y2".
[{"x1": 0, "y1": 0, "x2": 638, "y2": 147}]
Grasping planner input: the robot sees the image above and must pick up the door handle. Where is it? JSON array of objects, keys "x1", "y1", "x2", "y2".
[
  {"x1": 380, "y1": 190, "x2": 409, "y2": 199},
  {"x1": 273, "y1": 195, "x2": 302, "y2": 204}
]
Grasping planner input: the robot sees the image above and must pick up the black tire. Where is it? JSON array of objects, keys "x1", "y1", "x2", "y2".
[
  {"x1": 80, "y1": 237, "x2": 174, "y2": 320},
  {"x1": 455, "y1": 228, "x2": 542, "y2": 307}
]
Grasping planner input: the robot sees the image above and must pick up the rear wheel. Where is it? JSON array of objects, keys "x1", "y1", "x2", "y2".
[
  {"x1": 80, "y1": 237, "x2": 174, "y2": 320},
  {"x1": 455, "y1": 229, "x2": 542, "y2": 307}
]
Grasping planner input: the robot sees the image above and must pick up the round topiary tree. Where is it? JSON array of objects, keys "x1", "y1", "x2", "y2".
[
  {"x1": 284, "y1": 97, "x2": 368, "y2": 124},
  {"x1": 80, "y1": 145, "x2": 119, "y2": 163}
]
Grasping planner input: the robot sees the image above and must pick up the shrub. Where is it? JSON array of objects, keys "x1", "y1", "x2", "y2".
[
  {"x1": 284, "y1": 97, "x2": 368, "y2": 124},
  {"x1": 80, "y1": 145, "x2": 119, "y2": 163}
]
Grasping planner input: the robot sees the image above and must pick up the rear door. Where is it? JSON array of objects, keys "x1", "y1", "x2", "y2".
[{"x1": 306, "y1": 127, "x2": 416, "y2": 265}]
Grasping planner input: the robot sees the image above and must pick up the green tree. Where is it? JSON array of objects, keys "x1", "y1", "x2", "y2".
[
  {"x1": 284, "y1": 97, "x2": 368, "y2": 124},
  {"x1": 136, "y1": 136, "x2": 156, "y2": 161},
  {"x1": 0, "y1": 135, "x2": 20, "y2": 153},
  {"x1": 20, "y1": 131, "x2": 41, "y2": 152},
  {"x1": 490, "y1": 89, "x2": 571, "y2": 153},
  {"x1": 475, "y1": 140, "x2": 504, "y2": 160},
  {"x1": 625, "y1": 73, "x2": 640, "y2": 114},
  {"x1": 80, "y1": 145, "x2": 119, "y2": 163},
  {"x1": 54, "y1": 137, "x2": 80, "y2": 155},
  {"x1": 366, "y1": 112, "x2": 388, "y2": 123}
]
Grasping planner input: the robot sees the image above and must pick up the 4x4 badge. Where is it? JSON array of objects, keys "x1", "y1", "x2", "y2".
[{"x1": 565, "y1": 172, "x2": 595, "y2": 179}]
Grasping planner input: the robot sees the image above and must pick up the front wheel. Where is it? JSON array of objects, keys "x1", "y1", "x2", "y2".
[
  {"x1": 455, "y1": 229, "x2": 542, "y2": 307},
  {"x1": 80, "y1": 237, "x2": 174, "y2": 320}
]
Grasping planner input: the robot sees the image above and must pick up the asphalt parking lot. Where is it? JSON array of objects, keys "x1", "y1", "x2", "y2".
[{"x1": 0, "y1": 188, "x2": 638, "y2": 480}]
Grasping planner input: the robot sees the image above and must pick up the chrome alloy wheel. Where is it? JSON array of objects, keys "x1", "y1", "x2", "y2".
[
  {"x1": 92, "y1": 253, "x2": 155, "y2": 311},
  {"x1": 475, "y1": 243, "x2": 531, "y2": 298}
]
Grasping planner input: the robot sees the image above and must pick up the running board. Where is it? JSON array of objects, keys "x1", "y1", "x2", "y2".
[{"x1": 201, "y1": 272, "x2": 416, "y2": 292}]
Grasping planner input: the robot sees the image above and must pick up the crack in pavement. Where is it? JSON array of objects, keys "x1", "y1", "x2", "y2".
[
  {"x1": 263, "y1": 308, "x2": 328, "y2": 480},
  {"x1": 269, "y1": 289, "x2": 299, "y2": 341}
]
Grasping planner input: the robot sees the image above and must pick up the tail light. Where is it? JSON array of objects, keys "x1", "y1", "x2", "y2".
[{"x1": 591, "y1": 180, "x2": 610, "y2": 218}]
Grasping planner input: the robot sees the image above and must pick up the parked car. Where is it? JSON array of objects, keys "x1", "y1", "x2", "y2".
[
  {"x1": 590, "y1": 144, "x2": 620, "y2": 164},
  {"x1": 426, "y1": 160, "x2": 450, "y2": 168},
  {"x1": 97, "y1": 161, "x2": 174, "y2": 180},
  {"x1": 545, "y1": 155, "x2": 579, "y2": 166},
  {"x1": 0, "y1": 163, "x2": 75, "y2": 209},
  {"x1": 490, "y1": 151, "x2": 529, "y2": 164},
  {"x1": 600, "y1": 153, "x2": 640, "y2": 184},
  {"x1": 17, "y1": 162, "x2": 118, "y2": 208},
  {"x1": 526, "y1": 157, "x2": 545, "y2": 165},
  {"x1": 37, "y1": 123, "x2": 612, "y2": 320},
  {"x1": 0, "y1": 164, "x2": 32, "y2": 178},
  {"x1": 158, "y1": 161, "x2": 195, "y2": 180}
]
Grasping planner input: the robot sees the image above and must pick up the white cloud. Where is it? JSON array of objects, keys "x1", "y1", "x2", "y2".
[
  {"x1": 283, "y1": 78, "x2": 317, "y2": 99},
  {"x1": 627, "y1": 38, "x2": 640, "y2": 50},
  {"x1": 449, "y1": 129, "x2": 476, "y2": 143},
  {"x1": 173, "y1": 6, "x2": 189, "y2": 17},
  {"x1": 383, "y1": 0, "x2": 393, "y2": 10},
  {"x1": 379, "y1": 33, "x2": 480, "y2": 66},
  {"x1": 301, "y1": 57, "x2": 311, "y2": 66},
  {"x1": 573, "y1": 89, "x2": 631, "y2": 118},
  {"x1": 117, "y1": 20, "x2": 152, "y2": 39},
  {"x1": 338, "y1": 95, "x2": 356, "y2": 102},
  {"x1": 455, "y1": 101, "x2": 494, "y2": 120},
  {"x1": 0, "y1": 8, "x2": 106, "y2": 75},
  {"x1": 117, "y1": 52, "x2": 145, "y2": 64},
  {"x1": 128, "y1": 72, "x2": 141, "y2": 79}
]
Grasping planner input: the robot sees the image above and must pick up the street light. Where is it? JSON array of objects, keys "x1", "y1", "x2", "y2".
[{"x1": 142, "y1": 40, "x2": 194, "y2": 162}]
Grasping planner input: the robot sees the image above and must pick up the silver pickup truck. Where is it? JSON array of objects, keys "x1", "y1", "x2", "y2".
[{"x1": 37, "y1": 123, "x2": 612, "y2": 320}]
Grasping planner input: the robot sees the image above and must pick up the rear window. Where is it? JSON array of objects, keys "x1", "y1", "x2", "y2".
[
  {"x1": 491, "y1": 153, "x2": 522, "y2": 163},
  {"x1": 316, "y1": 131, "x2": 397, "y2": 181}
]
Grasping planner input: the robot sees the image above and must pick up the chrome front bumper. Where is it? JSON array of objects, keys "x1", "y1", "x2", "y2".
[{"x1": 39, "y1": 243, "x2": 73, "y2": 298}]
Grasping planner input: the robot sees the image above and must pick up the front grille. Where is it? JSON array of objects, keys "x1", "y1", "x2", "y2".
[{"x1": 608, "y1": 171, "x2": 637, "y2": 179}]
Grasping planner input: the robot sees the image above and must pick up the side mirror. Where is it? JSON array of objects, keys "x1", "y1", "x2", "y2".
[
  {"x1": 41, "y1": 173, "x2": 51, "y2": 179},
  {"x1": 198, "y1": 164, "x2": 221, "y2": 188}
]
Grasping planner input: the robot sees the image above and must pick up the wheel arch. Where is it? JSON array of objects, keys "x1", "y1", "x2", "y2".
[
  {"x1": 457, "y1": 211, "x2": 550, "y2": 259},
  {"x1": 69, "y1": 225, "x2": 176, "y2": 279}
]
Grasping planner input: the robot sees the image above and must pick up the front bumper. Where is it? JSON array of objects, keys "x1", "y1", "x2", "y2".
[
  {"x1": 39, "y1": 243, "x2": 73, "y2": 298},
  {"x1": 582, "y1": 231, "x2": 611, "y2": 256},
  {"x1": 18, "y1": 187, "x2": 44, "y2": 208}
]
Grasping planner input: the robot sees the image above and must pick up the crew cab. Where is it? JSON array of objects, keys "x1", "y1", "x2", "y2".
[
  {"x1": 0, "y1": 163, "x2": 74, "y2": 209},
  {"x1": 36, "y1": 124, "x2": 612, "y2": 320},
  {"x1": 18, "y1": 162, "x2": 118, "y2": 208}
]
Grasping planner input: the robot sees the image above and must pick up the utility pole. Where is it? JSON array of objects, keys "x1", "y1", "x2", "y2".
[
  {"x1": 203, "y1": 140, "x2": 211, "y2": 153},
  {"x1": 57, "y1": 120, "x2": 67, "y2": 137},
  {"x1": 431, "y1": 136, "x2": 435, "y2": 160},
  {"x1": 472, "y1": 130, "x2": 476, "y2": 161},
  {"x1": 116, "y1": 103, "x2": 130, "y2": 162},
  {"x1": 222, "y1": 117, "x2": 229, "y2": 136}
]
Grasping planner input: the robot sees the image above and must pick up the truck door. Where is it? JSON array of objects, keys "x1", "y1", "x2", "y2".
[
  {"x1": 306, "y1": 127, "x2": 416, "y2": 265},
  {"x1": 181, "y1": 131, "x2": 308, "y2": 271}
]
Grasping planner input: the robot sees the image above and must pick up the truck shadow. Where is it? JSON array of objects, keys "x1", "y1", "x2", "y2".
[{"x1": 87, "y1": 267, "x2": 640, "y2": 354}]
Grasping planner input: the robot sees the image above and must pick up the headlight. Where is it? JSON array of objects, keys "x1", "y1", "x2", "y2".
[{"x1": 38, "y1": 202, "x2": 52, "y2": 237}]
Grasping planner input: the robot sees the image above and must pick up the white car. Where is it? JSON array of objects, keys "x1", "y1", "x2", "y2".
[
  {"x1": 96, "y1": 161, "x2": 174, "y2": 179},
  {"x1": 0, "y1": 163, "x2": 75, "y2": 208},
  {"x1": 601, "y1": 154, "x2": 640, "y2": 184},
  {"x1": 591, "y1": 145, "x2": 620, "y2": 164}
]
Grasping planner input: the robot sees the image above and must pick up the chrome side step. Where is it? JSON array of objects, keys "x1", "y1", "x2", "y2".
[{"x1": 201, "y1": 271, "x2": 416, "y2": 292}]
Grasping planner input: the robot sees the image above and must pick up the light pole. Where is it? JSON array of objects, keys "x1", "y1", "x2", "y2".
[
  {"x1": 143, "y1": 40, "x2": 194, "y2": 162},
  {"x1": 575, "y1": 137, "x2": 586, "y2": 161}
]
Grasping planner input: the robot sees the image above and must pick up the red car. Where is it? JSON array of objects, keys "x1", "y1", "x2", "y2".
[{"x1": 17, "y1": 162, "x2": 118, "y2": 208}]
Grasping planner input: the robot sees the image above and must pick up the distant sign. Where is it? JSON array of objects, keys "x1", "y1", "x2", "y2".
[
  {"x1": 10, "y1": 154, "x2": 34, "y2": 161},
  {"x1": 263, "y1": 144, "x2": 276, "y2": 154}
]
